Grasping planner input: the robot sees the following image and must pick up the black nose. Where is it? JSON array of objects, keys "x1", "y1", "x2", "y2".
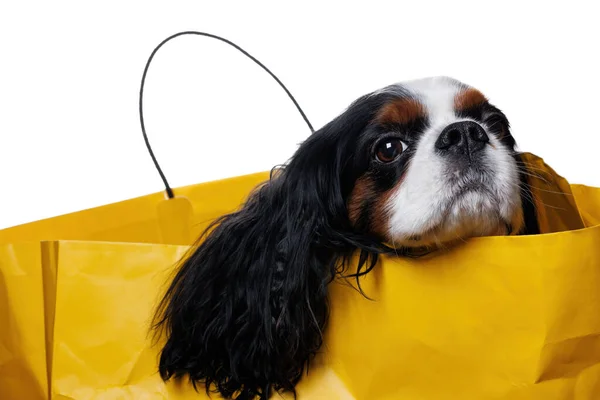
[{"x1": 435, "y1": 121, "x2": 489, "y2": 155}]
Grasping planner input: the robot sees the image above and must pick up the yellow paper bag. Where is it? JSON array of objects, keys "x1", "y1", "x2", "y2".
[
  {"x1": 0, "y1": 172, "x2": 269, "y2": 247},
  {"x1": 0, "y1": 173, "x2": 262, "y2": 400},
  {"x1": 0, "y1": 242, "x2": 49, "y2": 400},
  {"x1": 1, "y1": 153, "x2": 600, "y2": 399}
]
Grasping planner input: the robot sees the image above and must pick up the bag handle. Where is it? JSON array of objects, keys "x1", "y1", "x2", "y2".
[{"x1": 138, "y1": 31, "x2": 314, "y2": 199}]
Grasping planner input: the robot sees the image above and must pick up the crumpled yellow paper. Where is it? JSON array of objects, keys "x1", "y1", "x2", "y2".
[{"x1": 1, "y1": 153, "x2": 600, "y2": 399}]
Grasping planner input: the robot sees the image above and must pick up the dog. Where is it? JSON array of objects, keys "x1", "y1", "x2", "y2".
[{"x1": 153, "y1": 76, "x2": 539, "y2": 399}]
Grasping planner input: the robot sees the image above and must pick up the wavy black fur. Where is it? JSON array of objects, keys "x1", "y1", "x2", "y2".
[
  {"x1": 152, "y1": 93, "x2": 396, "y2": 399},
  {"x1": 153, "y1": 89, "x2": 539, "y2": 399}
]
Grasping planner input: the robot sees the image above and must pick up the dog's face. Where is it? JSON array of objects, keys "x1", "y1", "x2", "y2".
[{"x1": 345, "y1": 77, "x2": 523, "y2": 248}]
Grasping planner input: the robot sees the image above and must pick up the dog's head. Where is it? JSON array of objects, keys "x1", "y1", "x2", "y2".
[
  {"x1": 344, "y1": 76, "x2": 524, "y2": 248},
  {"x1": 155, "y1": 77, "x2": 537, "y2": 399}
]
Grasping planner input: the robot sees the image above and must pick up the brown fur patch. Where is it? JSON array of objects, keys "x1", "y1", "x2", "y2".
[
  {"x1": 376, "y1": 98, "x2": 426, "y2": 125},
  {"x1": 348, "y1": 175, "x2": 405, "y2": 239},
  {"x1": 348, "y1": 176, "x2": 375, "y2": 225},
  {"x1": 454, "y1": 88, "x2": 487, "y2": 112},
  {"x1": 370, "y1": 188, "x2": 395, "y2": 237}
]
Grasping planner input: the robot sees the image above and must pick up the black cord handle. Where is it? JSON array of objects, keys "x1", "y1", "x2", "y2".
[{"x1": 139, "y1": 31, "x2": 314, "y2": 199}]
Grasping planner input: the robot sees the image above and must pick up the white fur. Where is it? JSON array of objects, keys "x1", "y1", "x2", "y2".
[{"x1": 385, "y1": 77, "x2": 521, "y2": 247}]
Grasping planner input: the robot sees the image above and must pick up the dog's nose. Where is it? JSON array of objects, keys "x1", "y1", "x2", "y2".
[{"x1": 435, "y1": 121, "x2": 489, "y2": 155}]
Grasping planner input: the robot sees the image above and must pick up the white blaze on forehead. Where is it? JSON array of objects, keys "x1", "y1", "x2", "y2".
[
  {"x1": 401, "y1": 76, "x2": 464, "y2": 127},
  {"x1": 383, "y1": 77, "x2": 521, "y2": 245}
]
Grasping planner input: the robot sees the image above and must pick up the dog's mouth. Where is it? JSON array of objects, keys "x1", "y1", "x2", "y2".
[
  {"x1": 396, "y1": 175, "x2": 514, "y2": 249},
  {"x1": 447, "y1": 165, "x2": 490, "y2": 191},
  {"x1": 452, "y1": 181, "x2": 487, "y2": 200},
  {"x1": 444, "y1": 165, "x2": 501, "y2": 204}
]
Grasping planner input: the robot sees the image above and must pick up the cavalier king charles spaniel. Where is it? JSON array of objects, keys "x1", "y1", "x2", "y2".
[{"x1": 153, "y1": 76, "x2": 539, "y2": 399}]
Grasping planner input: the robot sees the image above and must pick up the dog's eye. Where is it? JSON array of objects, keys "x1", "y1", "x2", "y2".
[{"x1": 375, "y1": 139, "x2": 406, "y2": 163}]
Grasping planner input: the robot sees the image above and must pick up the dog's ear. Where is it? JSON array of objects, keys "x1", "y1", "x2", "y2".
[
  {"x1": 515, "y1": 153, "x2": 540, "y2": 235},
  {"x1": 153, "y1": 94, "x2": 388, "y2": 399}
]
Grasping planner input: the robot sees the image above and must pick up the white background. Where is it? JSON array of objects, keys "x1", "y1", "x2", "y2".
[{"x1": 1, "y1": 1, "x2": 598, "y2": 229}]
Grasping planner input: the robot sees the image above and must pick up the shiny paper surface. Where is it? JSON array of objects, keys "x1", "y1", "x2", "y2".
[{"x1": 1, "y1": 153, "x2": 600, "y2": 399}]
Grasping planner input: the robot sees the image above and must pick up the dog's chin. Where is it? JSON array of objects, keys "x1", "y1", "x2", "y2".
[{"x1": 392, "y1": 188, "x2": 521, "y2": 250}]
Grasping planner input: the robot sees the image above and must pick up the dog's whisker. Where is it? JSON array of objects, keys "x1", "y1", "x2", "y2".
[
  {"x1": 515, "y1": 168, "x2": 553, "y2": 185},
  {"x1": 512, "y1": 182, "x2": 569, "y2": 211}
]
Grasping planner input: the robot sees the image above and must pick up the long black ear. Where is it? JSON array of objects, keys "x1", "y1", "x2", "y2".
[
  {"x1": 515, "y1": 153, "x2": 540, "y2": 235},
  {"x1": 153, "y1": 95, "x2": 389, "y2": 399}
]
